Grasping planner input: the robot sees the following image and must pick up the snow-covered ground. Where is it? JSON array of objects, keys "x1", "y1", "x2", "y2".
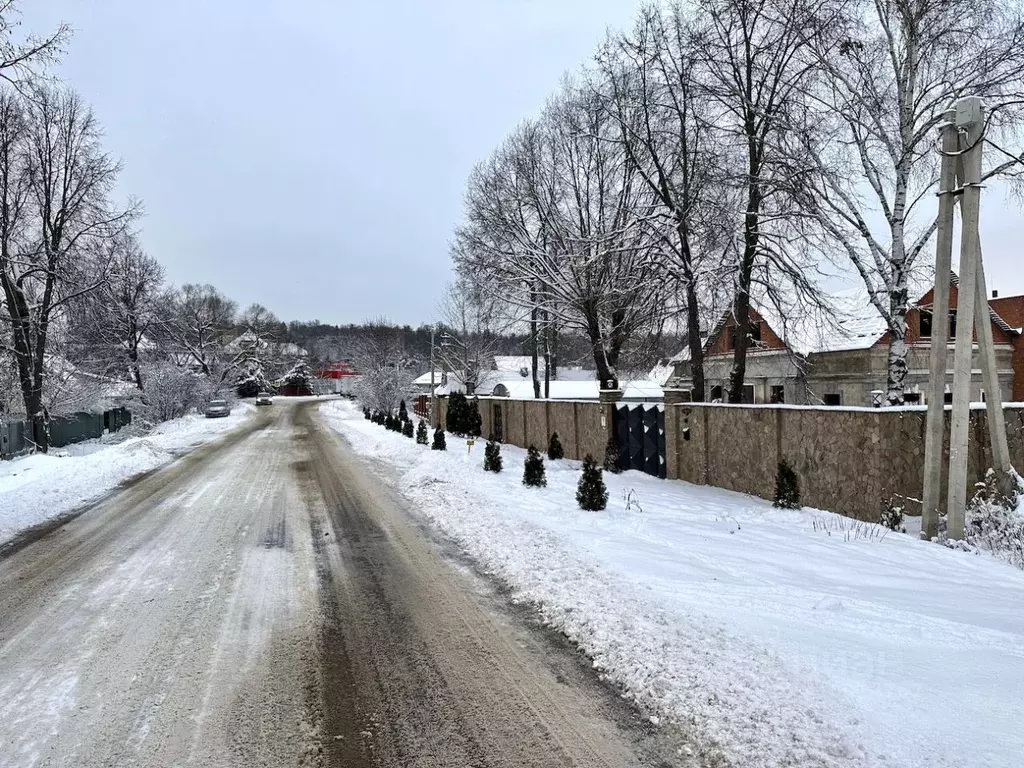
[
  {"x1": 322, "y1": 400, "x2": 1024, "y2": 768},
  {"x1": 0, "y1": 405, "x2": 254, "y2": 547}
]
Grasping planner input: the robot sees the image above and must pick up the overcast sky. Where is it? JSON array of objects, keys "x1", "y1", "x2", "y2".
[
  {"x1": 24, "y1": 0, "x2": 645, "y2": 326},
  {"x1": 24, "y1": 2, "x2": 1024, "y2": 326}
]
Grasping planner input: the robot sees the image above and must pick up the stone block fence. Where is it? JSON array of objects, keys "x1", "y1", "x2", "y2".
[{"x1": 434, "y1": 395, "x2": 1024, "y2": 522}]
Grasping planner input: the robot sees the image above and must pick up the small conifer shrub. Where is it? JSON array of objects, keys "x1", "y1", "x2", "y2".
[
  {"x1": 603, "y1": 434, "x2": 622, "y2": 474},
  {"x1": 576, "y1": 455, "x2": 609, "y2": 511},
  {"x1": 774, "y1": 459, "x2": 801, "y2": 509},
  {"x1": 548, "y1": 432, "x2": 565, "y2": 461},
  {"x1": 523, "y1": 445, "x2": 547, "y2": 487},
  {"x1": 484, "y1": 438, "x2": 503, "y2": 473}
]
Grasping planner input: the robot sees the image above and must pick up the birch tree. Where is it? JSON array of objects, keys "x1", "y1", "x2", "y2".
[{"x1": 795, "y1": 0, "x2": 1024, "y2": 404}]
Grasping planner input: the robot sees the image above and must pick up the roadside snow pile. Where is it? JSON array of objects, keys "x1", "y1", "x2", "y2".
[
  {"x1": 0, "y1": 405, "x2": 253, "y2": 546},
  {"x1": 322, "y1": 400, "x2": 1024, "y2": 768}
]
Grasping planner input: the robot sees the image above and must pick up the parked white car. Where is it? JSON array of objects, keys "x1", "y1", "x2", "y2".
[{"x1": 204, "y1": 399, "x2": 231, "y2": 418}]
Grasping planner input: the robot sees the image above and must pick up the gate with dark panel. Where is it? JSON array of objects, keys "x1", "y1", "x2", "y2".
[{"x1": 615, "y1": 404, "x2": 666, "y2": 478}]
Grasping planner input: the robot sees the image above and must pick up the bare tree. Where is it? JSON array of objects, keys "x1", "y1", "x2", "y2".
[
  {"x1": 795, "y1": 0, "x2": 1024, "y2": 404},
  {"x1": 597, "y1": 3, "x2": 732, "y2": 401},
  {"x1": 168, "y1": 283, "x2": 237, "y2": 377},
  {"x1": 352, "y1": 316, "x2": 413, "y2": 413},
  {"x1": 698, "y1": 0, "x2": 844, "y2": 402},
  {"x1": 435, "y1": 278, "x2": 506, "y2": 395},
  {"x1": 455, "y1": 83, "x2": 670, "y2": 391},
  {"x1": 68, "y1": 232, "x2": 166, "y2": 390},
  {"x1": 0, "y1": 2, "x2": 70, "y2": 86},
  {"x1": 0, "y1": 87, "x2": 135, "y2": 450}
]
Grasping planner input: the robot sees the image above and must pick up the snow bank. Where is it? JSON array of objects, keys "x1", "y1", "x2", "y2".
[
  {"x1": 323, "y1": 400, "x2": 1024, "y2": 768},
  {"x1": 0, "y1": 406, "x2": 254, "y2": 546}
]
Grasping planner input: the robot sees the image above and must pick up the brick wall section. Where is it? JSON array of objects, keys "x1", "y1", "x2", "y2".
[
  {"x1": 547, "y1": 403, "x2": 579, "y2": 459},
  {"x1": 505, "y1": 400, "x2": 526, "y2": 447},
  {"x1": 439, "y1": 396, "x2": 1024, "y2": 522},
  {"x1": 668, "y1": 403, "x2": 1024, "y2": 521},
  {"x1": 524, "y1": 402, "x2": 548, "y2": 451},
  {"x1": 704, "y1": 406, "x2": 778, "y2": 499},
  {"x1": 705, "y1": 308, "x2": 788, "y2": 358},
  {"x1": 990, "y1": 295, "x2": 1024, "y2": 402}
]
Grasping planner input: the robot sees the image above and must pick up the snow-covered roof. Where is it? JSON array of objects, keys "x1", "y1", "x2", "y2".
[
  {"x1": 648, "y1": 362, "x2": 676, "y2": 386},
  {"x1": 492, "y1": 356, "x2": 537, "y2": 374},
  {"x1": 486, "y1": 379, "x2": 663, "y2": 401},
  {"x1": 771, "y1": 288, "x2": 889, "y2": 356},
  {"x1": 226, "y1": 332, "x2": 308, "y2": 357},
  {"x1": 413, "y1": 370, "x2": 447, "y2": 386}
]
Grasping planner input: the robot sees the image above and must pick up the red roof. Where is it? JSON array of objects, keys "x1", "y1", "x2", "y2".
[
  {"x1": 315, "y1": 363, "x2": 358, "y2": 379},
  {"x1": 990, "y1": 295, "x2": 1024, "y2": 330}
]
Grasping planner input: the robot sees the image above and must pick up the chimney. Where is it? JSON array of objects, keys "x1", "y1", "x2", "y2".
[{"x1": 992, "y1": 290, "x2": 999, "y2": 298}]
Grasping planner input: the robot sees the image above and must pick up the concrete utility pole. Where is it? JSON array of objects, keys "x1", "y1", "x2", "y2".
[
  {"x1": 921, "y1": 109, "x2": 958, "y2": 541},
  {"x1": 430, "y1": 325, "x2": 436, "y2": 428},
  {"x1": 923, "y1": 96, "x2": 1015, "y2": 542}
]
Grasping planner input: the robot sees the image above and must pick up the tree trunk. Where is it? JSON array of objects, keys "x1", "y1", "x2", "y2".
[
  {"x1": 542, "y1": 307, "x2": 551, "y2": 399},
  {"x1": 885, "y1": 281, "x2": 910, "y2": 405},
  {"x1": 729, "y1": 175, "x2": 761, "y2": 404},
  {"x1": 530, "y1": 284, "x2": 540, "y2": 399},
  {"x1": 549, "y1": 324, "x2": 558, "y2": 381},
  {"x1": 2, "y1": 274, "x2": 51, "y2": 452},
  {"x1": 678, "y1": 223, "x2": 705, "y2": 401},
  {"x1": 585, "y1": 308, "x2": 618, "y2": 390}
]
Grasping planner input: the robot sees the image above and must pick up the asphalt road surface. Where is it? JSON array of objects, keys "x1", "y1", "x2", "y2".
[{"x1": 0, "y1": 401, "x2": 679, "y2": 768}]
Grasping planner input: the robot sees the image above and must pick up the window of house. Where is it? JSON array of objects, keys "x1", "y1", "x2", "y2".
[
  {"x1": 710, "y1": 385, "x2": 724, "y2": 401},
  {"x1": 980, "y1": 389, "x2": 987, "y2": 403},
  {"x1": 920, "y1": 310, "x2": 932, "y2": 338},
  {"x1": 944, "y1": 392, "x2": 953, "y2": 404},
  {"x1": 742, "y1": 384, "x2": 755, "y2": 404},
  {"x1": 823, "y1": 393, "x2": 842, "y2": 406},
  {"x1": 904, "y1": 392, "x2": 921, "y2": 404},
  {"x1": 920, "y1": 309, "x2": 957, "y2": 340},
  {"x1": 728, "y1": 322, "x2": 762, "y2": 350},
  {"x1": 770, "y1": 385, "x2": 785, "y2": 404}
]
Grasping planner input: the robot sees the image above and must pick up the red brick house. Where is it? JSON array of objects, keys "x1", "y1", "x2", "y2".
[
  {"x1": 989, "y1": 293, "x2": 1024, "y2": 402},
  {"x1": 670, "y1": 278, "x2": 1023, "y2": 405}
]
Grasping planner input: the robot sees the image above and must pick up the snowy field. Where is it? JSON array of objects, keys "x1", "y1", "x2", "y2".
[
  {"x1": 0, "y1": 405, "x2": 254, "y2": 547},
  {"x1": 323, "y1": 400, "x2": 1024, "y2": 768}
]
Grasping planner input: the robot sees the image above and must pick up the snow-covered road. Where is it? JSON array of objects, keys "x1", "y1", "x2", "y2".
[{"x1": 0, "y1": 401, "x2": 669, "y2": 768}]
